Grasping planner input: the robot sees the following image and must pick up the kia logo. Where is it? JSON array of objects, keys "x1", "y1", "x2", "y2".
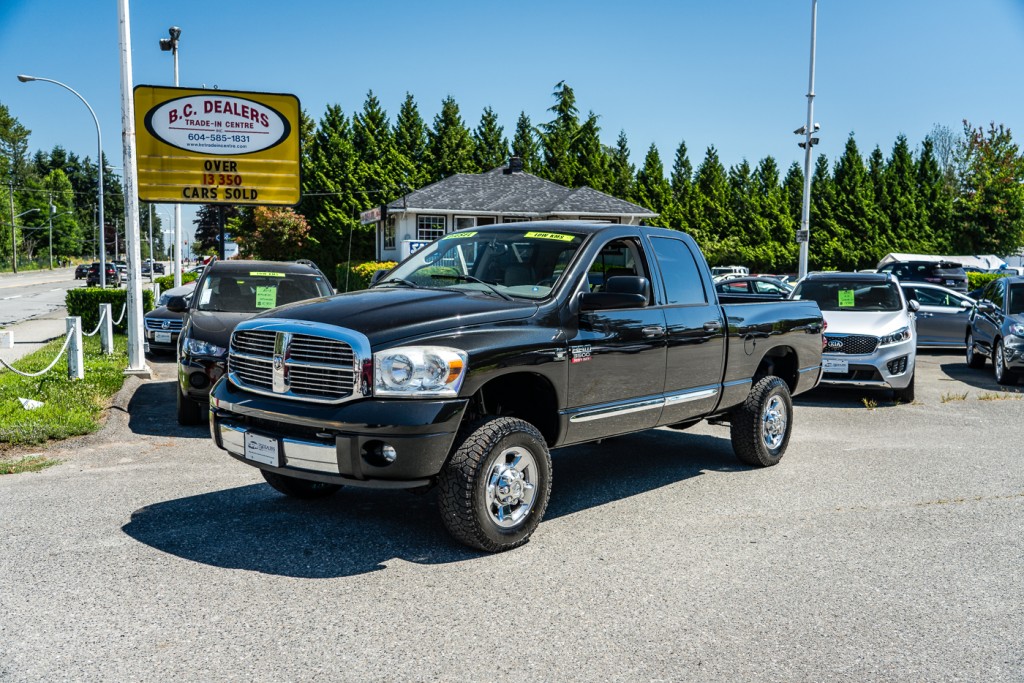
[{"x1": 827, "y1": 339, "x2": 844, "y2": 349}]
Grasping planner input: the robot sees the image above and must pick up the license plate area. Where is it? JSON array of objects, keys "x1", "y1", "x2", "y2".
[
  {"x1": 154, "y1": 331, "x2": 171, "y2": 343},
  {"x1": 244, "y1": 432, "x2": 280, "y2": 467},
  {"x1": 823, "y1": 357, "x2": 849, "y2": 374}
]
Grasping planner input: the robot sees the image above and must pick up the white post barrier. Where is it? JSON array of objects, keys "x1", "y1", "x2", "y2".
[
  {"x1": 99, "y1": 303, "x2": 114, "y2": 355},
  {"x1": 153, "y1": 282, "x2": 161, "y2": 304},
  {"x1": 67, "y1": 316, "x2": 84, "y2": 380}
]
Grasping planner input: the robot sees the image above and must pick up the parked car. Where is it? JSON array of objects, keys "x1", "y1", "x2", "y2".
[
  {"x1": 85, "y1": 262, "x2": 120, "y2": 287},
  {"x1": 74, "y1": 264, "x2": 89, "y2": 279},
  {"x1": 171, "y1": 259, "x2": 334, "y2": 424},
  {"x1": 715, "y1": 276, "x2": 793, "y2": 301},
  {"x1": 114, "y1": 261, "x2": 128, "y2": 280},
  {"x1": 711, "y1": 265, "x2": 750, "y2": 279},
  {"x1": 207, "y1": 222, "x2": 825, "y2": 552},
  {"x1": 144, "y1": 282, "x2": 197, "y2": 354},
  {"x1": 965, "y1": 275, "x2": 1024, "y2": 385},
  {"x1": 877, "y1": 260, "x2": 968, "y2": 294},
  {"x1": 792, "y1": 271, "x2": 918, "y2": 401},
  {"x1": 899, "y1": 283, "x2": 974, "y2": 348}
]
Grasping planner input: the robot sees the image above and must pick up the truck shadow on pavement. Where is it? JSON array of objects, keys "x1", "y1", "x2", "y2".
[{"x1": 121, "y1": 429, "x2": 743, "y2": 578}]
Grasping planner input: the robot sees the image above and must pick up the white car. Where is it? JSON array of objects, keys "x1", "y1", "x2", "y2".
[{"x1": 791, "y1": 272, "x2": 919, "y2": 401}]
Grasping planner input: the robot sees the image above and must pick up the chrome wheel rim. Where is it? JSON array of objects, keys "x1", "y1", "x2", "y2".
[
  {"x1": 485, "y1": 446, "x2": 538, "y2": 528},
  {"x1": 967, "y1": 335, "x2": 974, "y2": 363},
  {"x1": 761, "y1": 395, "x2": 787, "y2": 451},
  {"x1": 995, "y1": 342, "x2": 1004, "y2": 381}
]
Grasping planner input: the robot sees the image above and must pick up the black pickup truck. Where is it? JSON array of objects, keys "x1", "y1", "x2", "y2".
[{"x1": 208, "y1": 222, "x2": 823, "y2": 551}]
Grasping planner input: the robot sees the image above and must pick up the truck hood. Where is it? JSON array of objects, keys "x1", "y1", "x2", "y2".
[
  {"x1": 822, "y1": 310, "x2": 912, "y2": 337},
  {"x1": 251, "y1": 288, "x2": 539, "y2": 346}
]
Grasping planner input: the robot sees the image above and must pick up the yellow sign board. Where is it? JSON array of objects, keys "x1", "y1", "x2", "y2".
[{"x1": 134, "y1": 85, "x2": 300, "y2": 205}]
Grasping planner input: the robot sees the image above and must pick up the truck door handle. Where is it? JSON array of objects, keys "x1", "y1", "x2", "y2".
[
  {"x1": 642, "y1": 325, "x2": 666, "y2": 338},
  {"x1": 703, "y1": 320, "x2": 722, "y2": 332}
]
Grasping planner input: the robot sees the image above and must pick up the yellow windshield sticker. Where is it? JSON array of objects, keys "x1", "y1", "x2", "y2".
[
  {"x1": 524, "y1": 231, "x2": 574, "y2": 242},
  {"x1": 255, "y1": 286, "x2": 278, "y2": 309},
  {"x1": 442, "y1": 231, "x2": 477, "y2": 239},
  {"x1": 838, "y1": 289, "x2": 855, "y2": 307},
  {"x1": 249, "y1": 271, "x2": 286, "y2": 277}
]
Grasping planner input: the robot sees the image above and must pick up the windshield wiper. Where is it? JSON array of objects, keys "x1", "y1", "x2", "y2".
[
  {"x1": 373, "y1": 278, "x2": 419, "y2": 289},
  {"x1": 430, "y1": 273, "x2": 514, "y2": 301}
]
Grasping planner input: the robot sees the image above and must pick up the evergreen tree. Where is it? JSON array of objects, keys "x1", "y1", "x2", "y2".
[
  {"x1": 427, "y1": 96, "x2": 476, "y2": 181},
  {"x1": 394, "y1": 93, "x2": 430, "y2": 188},
  {"x1": 833, "y1": 134, "x2": 881, "y2": 267},
  {"x1": 634, "y1": 143, "x2": 672, "y2": 226},
  {"x1": 537, "y1": 81, "x2": 580, "y2": 186},
  {"x1": 808, "y1": 153, "x2": 852, "y2": 269},
  {"x1": 670, "y1": 141, "x2": 693, "y2": 209},
  {"x1": 882, "y1": 134, "x2": 926, "y2": 255},
  {"x1": 352, "y1": 91, "x2": 410, "y2": 232},
  {"x1": 44, "y1": 169, "x2": 82, "y2": 259},
  {"x1": 193, "y1": 204, "x2": 240, "y2": 256},
  {"x1": 753, "y1": 156, "x2": 798, "y2": 272},
  {"x1": 607, "y1": 130, "x2": 635, "y2": 201},
  {"x1": 953, "y1": 120, "x2": 1024, "y2": 254},
  {"x1": 0, "y1": 102, "x2": 31, "y2": 181},
  {"x1": 510, "y1": 112, "x2": 541, "y2": 173},
  {"x1": 471, "y1": 106, "x2": 509, "y2": 171},
  {"x1": 690, "y1": 146, "x2": 731, "y2": 254},
  {"x1": 722, "y1": 159, "x2": 755, "y2": 265},
  {"x1": 783, "y1": 162, "x2": 805, "y2": 233},
  {"x1": 916, "y1": 137, "x2": 954, "y2": 253},
  {"x1": 572, "y1": 112, "x2": 609, "y2": 191}
]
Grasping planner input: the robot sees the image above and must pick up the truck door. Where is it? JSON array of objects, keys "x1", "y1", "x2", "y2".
[
  {"x1": 564, "y1": 237, "x2": 667, "y2": 443},
  {"x1": 648, "y1": 236, "x2": 727, "y2": 424}
]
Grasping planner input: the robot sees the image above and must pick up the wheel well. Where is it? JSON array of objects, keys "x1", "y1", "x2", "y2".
[
  {"x1": 754, "y1": 346, "x2": 799, "y2": 393},
  {"x1": 470, "y1": 373, "x2": 559, "y2": 446}
]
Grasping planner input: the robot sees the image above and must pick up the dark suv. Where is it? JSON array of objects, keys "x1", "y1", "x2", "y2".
[
  {"x1": 878, "y1": 261, "x2": 968, "y2": 293},
  {"x1": 170, "y1": 259, "x2": 334, "y2": 424},
  {"x1": 966, "y1": 275, "x2": 1024, "y2": 385},
  {"x1": 85, "y1": 262, "x2": 120, "y2": 287}
]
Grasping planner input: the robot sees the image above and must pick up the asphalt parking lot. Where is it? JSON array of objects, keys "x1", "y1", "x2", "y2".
[{"x1": 1, "y1": 350, "x2": 1022, "y2": 682}]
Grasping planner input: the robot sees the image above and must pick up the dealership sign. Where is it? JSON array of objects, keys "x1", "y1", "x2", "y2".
[{"x1": 134, "y1": 85, "x2": 300, "y2": 205}]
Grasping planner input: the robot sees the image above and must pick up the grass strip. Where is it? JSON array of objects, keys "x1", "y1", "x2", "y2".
[
  {"x1": 0, "y1": 455, "x2": 61, "y2": 474},
  {"x1": 0, "y1": 334, "x2": 128, "y2": 447}
]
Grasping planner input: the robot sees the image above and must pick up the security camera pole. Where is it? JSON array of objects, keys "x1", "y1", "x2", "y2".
[
  {"x1": 160, "y1": 26, "x2": 183, "y2": 288},
  {"x1": 795, "y1": 0, "x2": 819, "y2": 280}
]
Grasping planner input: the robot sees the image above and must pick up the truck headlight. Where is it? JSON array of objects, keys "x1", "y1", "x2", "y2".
[
  {"x1": 879, "y1": 326, "x2": 911, "y2": 346},
  {"x1": 184, "y1": 336, "x2": 227, "y2": 357},
  {"x1": 374, "y1": 346, "x2": 468, "y2": 398}
]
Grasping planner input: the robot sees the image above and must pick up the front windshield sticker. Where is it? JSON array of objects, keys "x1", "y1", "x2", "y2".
[
  {"x1": 249, "y1": 271, "x2": 286, "y2": 277},
  {"x1": 524, "y1": 231, "x2": 574, "y2": 242},
  {"x1": 442, "y1": 231, "x2": 477, "y2": 240},
  {"x1": 255, "y1": 286, "x2": 277, "y2": 308},
  {"x1": 838, "y1": 289, "x2": 855, "y2": 307}
]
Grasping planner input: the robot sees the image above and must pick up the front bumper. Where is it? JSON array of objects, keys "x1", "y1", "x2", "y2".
[
  {"x1": 820, "y1": 338, "x2": 916, "y2": 390},
  {"x1": 178, "y1": 353, "x2": 227, "y2": 402},
  {"x1": 208, "y1": 377, "x2": 468, "y2": 488},
  {"x1": 1002, "y1": 335, "x2": 1024, "y2": 371}
]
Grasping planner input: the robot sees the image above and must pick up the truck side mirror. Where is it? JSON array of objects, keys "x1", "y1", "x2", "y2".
[
  {"x1": 166, "y1": 295, "x2": 189, "y2": 313},
  {"x1": 369, "y1": 269, "x2": 390, "y2": 286}
]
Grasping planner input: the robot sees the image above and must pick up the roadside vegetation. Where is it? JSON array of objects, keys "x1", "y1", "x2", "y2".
[
  {"x1": 0, "y1": 334, "x2": 128, "y2": 450},
  {"x1": 0, "y1": 455, "x2": 60, "y2": 474}
]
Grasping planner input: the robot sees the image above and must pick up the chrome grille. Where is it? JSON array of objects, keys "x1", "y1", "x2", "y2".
[
  {"x1": 824, "y1": 334, "x2": 878, "y2": 355},
  {"x1": 228, "y1": 324, "x2": 361, "y2": 403},
  {"x1": 144, "y1": 318, "x2": 183, "y2": 331}
]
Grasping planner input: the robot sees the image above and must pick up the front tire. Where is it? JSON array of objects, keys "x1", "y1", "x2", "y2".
[
  {"x1": 994, "y1": 339, "x2": 1017, "y2": 385},
  {"x1": 261, "y1": 470, "x2": 342, "y2": 499},
  {"x1": 966, "y1": 332, "x2": 986, "y2": 368},
  {"x1": 730, "y1": 375, "x2": 793, "y2": 467},
  {"x1": 438, "y1": 417, "x2": 552, "y2": 552},
  {"x1": 176, "y1": 389, "x2": 204, "y2": 426}
]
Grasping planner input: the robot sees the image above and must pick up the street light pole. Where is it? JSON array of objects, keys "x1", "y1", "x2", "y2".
[
  {"x1": 795, "y1": 0, "x2": 819, "y2": 280},
  {"x1": 160, "y1": 26, "x2": 183, "y2": 288},
  {"x1": 18, "y1": 74, "x2": 107, "y2": 287}
]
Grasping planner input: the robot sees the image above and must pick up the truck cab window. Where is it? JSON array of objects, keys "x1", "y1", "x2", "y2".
[{"x1": 650, "y1": 237, "x2": 707, "y2": 305}]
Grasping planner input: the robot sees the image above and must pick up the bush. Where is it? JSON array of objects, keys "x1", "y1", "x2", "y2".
[
  {"x1": 336, "y1": 261, "x2": 398, "y2": 292},
  {"x1": 65, "y1": 288, "x2": 154, "y2": 334},
  {"x1": 154, "y1": 271, "x2": 199, "y2": 290},
  {"x1": 967, "y1": 271, "x2": 1012, "y2": 291}
]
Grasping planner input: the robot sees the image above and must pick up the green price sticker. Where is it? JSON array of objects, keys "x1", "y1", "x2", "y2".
[
  {"x1": 838, "y1": 289, "x2": 855, "y2": 307},
  {"x1": 250, "y1": 271, "x2": 286, "y2": 277},
  {"x1": 524, "y1": 231, "x2": 574, "y2": 242},
  {"x1": 255, "y1": 286, "x2": 278, "y2": 309},
  {"x1": 442, "y1": 231, "x2": 477, "y2": 239}
]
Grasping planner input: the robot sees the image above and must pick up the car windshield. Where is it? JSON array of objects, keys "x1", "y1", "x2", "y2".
[
  {"x1": 195, "y1": 270, "x2": 328, "y2": 312},
  {"x1": 792, "y1": 280, "x2": 902, "y2": 311},
  {"x1": 1010, "y1": 283, "x2": 1024, "y2": 315},
  {"x1": 378, "y1": 228, "x2": 587, "y2": 300}
]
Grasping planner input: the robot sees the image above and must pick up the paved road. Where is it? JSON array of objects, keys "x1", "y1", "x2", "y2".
[
  {"x1": 1, "y1": 352, "x2": 1022, "y2": 682},
  {"x1": 0, "y1": 267, "x2": 82, "y2": 326}
]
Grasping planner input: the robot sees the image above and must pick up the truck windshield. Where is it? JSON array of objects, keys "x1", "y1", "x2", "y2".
[
  {"x1": 378, "y1": 228, "x2": 586, "y2": 300},
  {"x1": 792, "y1": 280, "x2": 903, "y2": 312}
]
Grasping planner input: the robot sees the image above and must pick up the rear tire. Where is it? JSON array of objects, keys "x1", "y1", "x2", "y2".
[
  {"x1": 261, "y1": 470, "x2": 342, "y2": 499},
  {"x1": 893, "y1": 371, "x2": 915, "y2": 403},
  {"x1": 730, "y1": 376, "x2": 792, "y2": 467},
  {"x1": 966, "y1": 332, "x2": 986, "y2": 369},
  {"x1": 176, "y1": 389, "x2": 204, "y2": 426}
]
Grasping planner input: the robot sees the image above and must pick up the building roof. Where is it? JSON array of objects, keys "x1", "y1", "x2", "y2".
[{"x1": 385, "y1": 165, "x2": 656, "y2": 218}]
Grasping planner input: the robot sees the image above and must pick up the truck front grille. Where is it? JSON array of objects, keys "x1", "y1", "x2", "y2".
[{"x1": 824, "y1": 334, "x2": 879, "y2": 355}]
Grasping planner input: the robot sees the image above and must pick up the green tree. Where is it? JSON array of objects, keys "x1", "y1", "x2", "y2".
[
  {"x1": 44, "y1": 169, "x2": 83, "y2": 260},
  {"x1": 352, "y1": 90, "x2": 410, "y2": 241},
  {"x1": 753, "y1": 156, "x2": 798, "y2": 272},
  {"x1": 916, "y1": 136, "x2": 954, "y2": 253},
  {"x1": 427, "y1": 96, "x2": 476, "y2": 181},
  {"x1": 953, "y1": 120, "x2": 1024, "y2": 254},
  {"x1": 227, "y1": 206, "x2": 313, "y2": 260},
  {"x1": 833, "y1": 134, "x2": 881, "y2": 267},
  {"x1": 193, "y1": 204, "x2": 239, "y2": 256},
  {"x1": 881, "y1": 134, "x2": 926, "y2": 255},
  {"x1": 607, "y1": 130, "x2": 635, "y2": 201},
  {"x1": 511, "y1": 112, "x2": 541, "y2": 173},
  {"x1": 571, "y1": 112, "x2": 609, "y2": 191},
  {"x1": 808, "y1": 153, "x2": 853, "y2": 270},
  {"x1": 537, "y1": 81, "x2": 580, "y2": 186},
  {"x1": 471, "y1": 106, "x2": 509, "y2": 171},
  {"x1": 634, "y1": 143, "x2": 672, "y2": 226},
  {"x1": 690, "y1": 146, "x2": 731, "y2": 254},
  {"x1": 394, "y1": 93, "x2": 430, "y2": 188},
  {"x1": 0, "y1": 101, "x2": 31, "y2": 181}
]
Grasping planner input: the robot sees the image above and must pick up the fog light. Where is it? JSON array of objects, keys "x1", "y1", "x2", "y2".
[
  {"x1": 381, "y1": 444, "x2": 397, "y2": 463},
  {"x1": 362, "y1": 441, "x2": 398, "y2": 468}
]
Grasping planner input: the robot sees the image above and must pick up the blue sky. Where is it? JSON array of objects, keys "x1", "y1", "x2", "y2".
[{"x1": 3, "y1": 0, "x2": 1024, "y2": 241}]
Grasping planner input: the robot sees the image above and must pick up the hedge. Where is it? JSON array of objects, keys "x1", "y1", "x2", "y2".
[
  {"x1": 154, "y1": 271, "x2": 199, "y2": 290},
  {"x1": 336, "y1": 261, "x2": 398, "y2": 292},
  {"x1": 65, "y1": 288, "x2": 155, "y2": 334},
  {"x1": 967, "y1": 271, "x2": 1012, "y2": 292}
]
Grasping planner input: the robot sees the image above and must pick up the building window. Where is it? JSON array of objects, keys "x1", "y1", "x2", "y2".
[
  {"x1": 384, "y1": 216, "x2": 396, "y2": 249},
  {"x1": 416, "y1": 215, "x2": 445, "y2": 241},
  {"x1": 454, "y1": 216, "x2": 476, "y2": 232},
  {"x1": 476, "y1": 216, "x2": 496, "y2": 226},
  {"x1": 502, "y1": 217, "x2": 528, "y2": 223}
]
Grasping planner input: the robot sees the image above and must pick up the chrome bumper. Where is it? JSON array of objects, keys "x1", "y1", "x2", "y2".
[{"x1": 217, "y1": 420, "x2": 340, "y2": 475}]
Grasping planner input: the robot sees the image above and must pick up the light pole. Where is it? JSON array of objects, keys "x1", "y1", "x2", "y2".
[
  {"x1": 8, "y1": 207, "x2": 40, "y2": 272},
  {"x1": 160, "y1": 26, "x2": 183, "y2": 288},
  {"x1": 794, "y1": 0, "x2": 819, "y2": 280},
  {"x1": 18, "y1": 74, "x2": 107, "y2": 287}
]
